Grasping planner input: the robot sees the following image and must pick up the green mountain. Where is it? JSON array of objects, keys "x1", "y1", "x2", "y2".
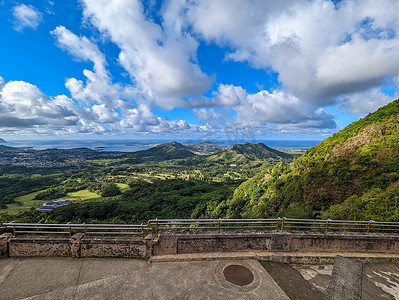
[
  {"x1": 127, "y1": 141, "x2": 195, "y2": 162},
  {"x1": 206, "y1": 142, "x2": 293, "y2": 164},
  {"x1": 228, "y1": 99, "x2": 399, "y2": 221}
]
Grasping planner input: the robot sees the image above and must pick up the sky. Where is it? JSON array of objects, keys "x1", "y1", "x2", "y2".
[{"x1": 1, "y1": 0, "x2": 399, "y2": 142}]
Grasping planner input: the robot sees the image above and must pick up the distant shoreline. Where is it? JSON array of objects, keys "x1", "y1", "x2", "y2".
[{"x1": 3, "y1": 139, "x2": 320, "y2": 153}]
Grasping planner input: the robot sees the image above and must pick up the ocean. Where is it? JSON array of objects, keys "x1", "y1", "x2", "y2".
[{"x1": 2, "y1": 139, "x2": 321, "y2": 152}]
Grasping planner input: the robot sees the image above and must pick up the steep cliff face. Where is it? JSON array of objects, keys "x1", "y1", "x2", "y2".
[{"x1": 228, "y1": 100, "x2": 399, "y2": 221}]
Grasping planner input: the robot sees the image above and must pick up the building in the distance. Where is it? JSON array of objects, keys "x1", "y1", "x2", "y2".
[{"x1": 36, "y1": 199, "x2": 73, "y2": 212}]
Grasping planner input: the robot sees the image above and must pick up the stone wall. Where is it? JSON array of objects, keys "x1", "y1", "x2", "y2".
[{"x1": 2, "y1": 230, "x2": 399, "y2": 259}]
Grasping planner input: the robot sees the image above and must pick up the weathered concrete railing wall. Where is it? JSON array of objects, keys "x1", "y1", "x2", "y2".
[
  {"x1": 2, "y1": 230, "x2": 399, "y2": 259},
  {"x1": 0, "y1": 233, "x2": 151, "y2": 259},
  {"x1": 153, "y1": 231, "x2": 399, "y2": 256}
]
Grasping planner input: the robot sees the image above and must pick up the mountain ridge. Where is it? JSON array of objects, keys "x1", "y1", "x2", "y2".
[{"x1": 227, "y1": 99, "x2": 399, "y2": 221}]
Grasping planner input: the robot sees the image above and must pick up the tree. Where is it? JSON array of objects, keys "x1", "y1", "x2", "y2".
[{"x1": 101, "y1": 183, "x2": 121, "y2": 197}]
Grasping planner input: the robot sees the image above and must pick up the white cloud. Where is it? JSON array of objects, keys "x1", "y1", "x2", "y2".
[
  {"x1": 193, "y1": 108, "x2": 223, "y2": 121},
  {"x1": 339, "y1": 88, "x2": 397, "y2": 114},
  {"x1": 194, "y1": 84, "x2": 336, "y2": 129},
  {"x1": 81, "y1": 0, "x2": 212, "y2": 109},
  {"x1": 51, "y1": 26, "x2": 107, "y2": 76},
  {"x1": 117, "y1": 105, "x2": 196, "y2": 134},
  {"x1": 51, "y1": 26, "x2": 128, "y2": 107},
  {"x1": 12, "y1": 4, "x2": 43, "y2": 32},
  {"x1": 0, "y1": 78, "x2": 196, "y2": 136},
  {"x1": 0, "y1": 80, "x2": 78, "y2": 128},
  {"x1": 183, "y1": 0, "x2": 399, "y2": 107}
]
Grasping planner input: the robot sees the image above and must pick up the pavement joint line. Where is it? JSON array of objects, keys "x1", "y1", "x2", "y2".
[
  {"x1": 0, "y1": 259, "x2": 21, "y2": 287},
  {"x1": 72, "y1": 259, "x2": 83, "y2": 300}
]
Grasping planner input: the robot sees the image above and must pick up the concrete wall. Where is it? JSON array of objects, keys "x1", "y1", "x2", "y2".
[
  {"x1": 1, "y1": 234, "x2": 149, "y2": 259},
  {"x1": 153, "y1": 232, "x2": 272, "y2": 255},
  {"x1": 2, "y1": 230, "x2": 399, "y2": 259},
  {"x1": 80, "y1": 236, "x2": 147, "y2": 258},
  {"x1": 153, "y1": 231, "x2": 399, "y2": 256}
]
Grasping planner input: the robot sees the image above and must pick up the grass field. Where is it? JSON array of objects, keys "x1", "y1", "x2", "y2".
[
  {"x1": 116, "y1": 183, "x2": 129, "y2": 192},
  {"x1": 2, "y1": 189, "x2": 101, "y2": 215},
  {"x1": 5, "y1": 191, "x2": 46, "y2": 215},
  {"x1": 65, "y1": 189, "x2": 100, "y2": 201}
]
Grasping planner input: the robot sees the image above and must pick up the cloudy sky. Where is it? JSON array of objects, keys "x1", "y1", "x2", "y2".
[{"x1": 1, "y1": 0, "x2": 398, "y2": 141}]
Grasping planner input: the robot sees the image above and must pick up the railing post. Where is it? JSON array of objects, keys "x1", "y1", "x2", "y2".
[
  {"x1": 11, "y1": 222, "x2": 15, "y2": 236},
  {"x1": 276, "y1": 217, "x2": 281, "y2": 231},
  {"x1": 368, "y1": 220, "x2": 375, "y2": 233},
  {"x1": 83, "y1": 222, "x2": 86, "y2": 235},
  {"x1": 218, "y1": 218, "x2": 221, "y2": 233},
  {"x1": 281, "y1": 217, "x2": 286, "y2": 231},
  {"x1": 325, "y1": 219, "x2": 331, "y2": 233},
  {"x1": 155, "y1": 218, "x2": 159, "y2": 235},
  {"x1": 140, "y1": 223, "x2": 145, "y2": 238}
]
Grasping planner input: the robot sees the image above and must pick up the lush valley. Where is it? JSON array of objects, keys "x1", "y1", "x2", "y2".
[
  {"x1": 0, "y1": 141, "x2": 293, "y2": 223},
  {"x1": 228, "y1": 99, "x2": 399, "y2": 221}
]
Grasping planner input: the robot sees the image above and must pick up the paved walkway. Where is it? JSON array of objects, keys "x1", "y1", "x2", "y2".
[
  {"x1": 2, "y1": 255, "x2": 399, "y2": 299},
  {"x1": 0, "y1": 258, "x2": 289, "y2": 300}
]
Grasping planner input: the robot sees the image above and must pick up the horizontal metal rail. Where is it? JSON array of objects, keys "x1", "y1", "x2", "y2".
[
  {"x1": 3, "y1": 218, "x2": 399, "y2": 236},
  {"x1": 2, "y1": 222, "x2": 150, "y2": 237},
  {"x1": 147, "y1": 218, "x2": 399, "y2": 234}
]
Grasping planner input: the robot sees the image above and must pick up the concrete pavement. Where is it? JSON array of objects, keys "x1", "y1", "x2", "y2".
[
  {"x1": 2, "y1": 256, "x2": 399, "y2": 299},
  {"x1": 0, "y1": 258, "x2": 289, "y2": 300}
]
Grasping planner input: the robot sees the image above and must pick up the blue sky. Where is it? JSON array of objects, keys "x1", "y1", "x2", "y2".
[{"x1": 1, "y1": 0, "x2": 398, "y2": 141}]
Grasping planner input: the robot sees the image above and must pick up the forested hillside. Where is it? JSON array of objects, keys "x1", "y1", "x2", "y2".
[{"x1": 228, "y1": 100, "x2": 399, "y2": 221}]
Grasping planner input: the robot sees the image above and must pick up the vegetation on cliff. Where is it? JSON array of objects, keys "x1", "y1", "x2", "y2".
[{"x1": 228, "y1": 99, "x2": 399, "y2": 221}]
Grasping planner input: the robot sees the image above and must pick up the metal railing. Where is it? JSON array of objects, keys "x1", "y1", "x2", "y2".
[
  {"x1": 3, "y1": 218, "x2": 399, "y2": 236},
  {"x1": 2, "y1": 222, "x2": 149, "y2": 237},
  {"x1": 148, "y1": 218, "x2": 281, "y2": 233},
  {"x1": 148, "y1": 218, "x2": 399, "y2": 234}
]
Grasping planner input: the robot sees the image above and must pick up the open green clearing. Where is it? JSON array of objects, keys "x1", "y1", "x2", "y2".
[
  {"x1": 66, "y1": 189, "x2": 100, "y2": 201},
  {"x1": 4, "y1": 189, "x2": 101, "y2": 216},
  {"x1": 116, "y1": 183, "x2": 129, "y2": 193},
  {"x1": 6, "y1": 191, "x2": 45, "y2": 215}
]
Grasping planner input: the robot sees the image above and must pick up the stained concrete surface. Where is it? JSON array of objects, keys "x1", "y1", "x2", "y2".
[
  {"x1": 0, "y1": 258, "x2": 289, "y2": 300},
  {"x1": 260, "y1": 261, "x2": 325, "y2": 300},
  {"x1": 292, "y1": 261, "x2": 399, "y2": 299},
  {"x1": 326, "y1": 256, "x2": 363, "y2": 300},
  {"x1": 3, "y1": 257, "x2": 399, "y2": 299}
]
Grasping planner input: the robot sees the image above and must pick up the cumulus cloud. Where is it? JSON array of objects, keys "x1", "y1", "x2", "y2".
[
  {"x1": 183, "y1": 0, "x2": 399, "y2": 109},
  {"x1": 81, "y1": 0, "x2": 212, "y2": 109},
  {"x1": 12, "y1": 4, "x2": 43, "y2": 32},
  {"x1": 0, "y1": 77, "x2": 198, "y2": 136},
  {"x1": 0, "y1": 80, "x2": 78, "y2": 129},
  {"x1": 339, "y1": 88, "x2": 398, "y2": 114},
  {"x1": 51, "y1": 26, "x2": 127, "y2": 106},
  {"x1": 194, "y1": 84, "x2": 336, "y2": 129},
  {"x1": 116, "y1": 105, "x2": 196, "y2": 135}
]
